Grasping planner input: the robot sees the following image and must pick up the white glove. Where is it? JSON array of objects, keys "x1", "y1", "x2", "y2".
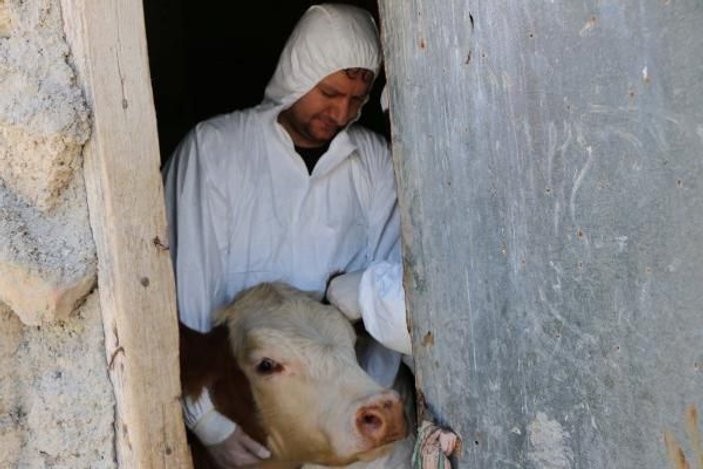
[
  {"x1": 206, "y1": 425, "x2": 271, "y2": 468},
  {"x1": 358, "y1": 262, "x2": 412, "y2": 355},
  {"x1": 184, "y1": 389, "x2": 236, "y2": 445},
  {"x1": 328, "y1": 264, "x2": 412, "y2": 355},
  {"x1": 184, "y1": 389, "x2": 271, "y2": 467},
  {"x1": 327, "y1": 270, "x2": 364, "y2": 321}
]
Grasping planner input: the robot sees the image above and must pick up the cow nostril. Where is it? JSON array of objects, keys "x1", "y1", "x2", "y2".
[
  {"x1": 360, "y1": 412, "x2": 382, "y2": 430},
  {"x1": 354, "y1": 396, "x2": 407, "y2": 448}
]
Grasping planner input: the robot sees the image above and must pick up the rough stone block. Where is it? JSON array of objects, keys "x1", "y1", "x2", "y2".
[
  {"x1": 0, "y1": 125, "x2": 86, "y2": 212},
  {"x1": 0, "y1": 295, "x2": 116, "y2": 468},
  {"x1": 0, "y1": 176, "x2": 97, "y2": 326},
  {"x1": 0, "y1": 1, "x2": 11, "y2": 38},
  {"x1": 0, "y1": 0, "x2": 90, "y2": 211},
  {"x1": 0, "y1": 0, "x2": 96, "y2": 324}
]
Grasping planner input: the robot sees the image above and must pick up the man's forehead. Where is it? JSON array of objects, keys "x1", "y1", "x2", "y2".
[{"x1": 317, "y1": 69, "x2": 374, "y2": 91}]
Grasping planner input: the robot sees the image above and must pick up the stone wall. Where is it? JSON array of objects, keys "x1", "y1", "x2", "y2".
[
  {"x1": 0, "y1": 294, "x2": 116, "y2": 468},
  {"x1": 0, "y1": 0, "x2": 116, "y2": 466},
  {"x1": 0, "y1": 0, "x2": 96, "y2": 325}
]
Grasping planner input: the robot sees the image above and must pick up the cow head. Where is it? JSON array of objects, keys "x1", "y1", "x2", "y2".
[{"x1": 214, "y1": 282, "x2": 407, "y2": 466}]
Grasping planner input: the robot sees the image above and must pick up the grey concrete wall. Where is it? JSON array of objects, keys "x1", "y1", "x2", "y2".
[{"x1": 380, "y1": 1, "x2": 703, "y2": 468}]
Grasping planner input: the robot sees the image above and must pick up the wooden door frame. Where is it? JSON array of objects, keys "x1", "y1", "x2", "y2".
[{"x1": 60, "y1": 1, "x2": 191, "y2": 466}]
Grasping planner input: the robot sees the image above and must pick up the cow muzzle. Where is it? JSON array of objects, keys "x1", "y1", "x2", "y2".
[{"x1": 354, "y1": 389, "x2": 407, "y2": 449}]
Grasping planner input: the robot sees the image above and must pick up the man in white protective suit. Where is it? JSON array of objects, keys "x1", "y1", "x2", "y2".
[{"x1": 162, "y1": 4, "x2": 409, "y2": 467}]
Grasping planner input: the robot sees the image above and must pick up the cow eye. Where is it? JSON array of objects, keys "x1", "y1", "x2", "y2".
[{"x1": 256, "y1": 358, "x2": 281, "y2": 375}]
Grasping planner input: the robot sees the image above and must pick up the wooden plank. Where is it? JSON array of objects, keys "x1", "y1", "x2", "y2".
[
  {"x1": 380, "y1": 1, "x2": 703, "y2": 467},
  {"x1": 60, "y1": 1, "x2": 191, "y2": 467}
]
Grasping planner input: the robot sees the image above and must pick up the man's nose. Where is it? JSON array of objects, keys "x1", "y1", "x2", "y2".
[{"x1": 329, "y1": 98, "x2": 352, "y2": 126}]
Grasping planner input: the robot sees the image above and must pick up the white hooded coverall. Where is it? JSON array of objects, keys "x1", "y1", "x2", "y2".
[{"x1": 162, "y1": 4, "x2": 409, "y2": 445}]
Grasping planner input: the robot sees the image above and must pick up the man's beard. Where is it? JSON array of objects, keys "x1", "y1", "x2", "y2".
[{"x1": 306, "y1": 115, "x2": 341, "y2": 145}]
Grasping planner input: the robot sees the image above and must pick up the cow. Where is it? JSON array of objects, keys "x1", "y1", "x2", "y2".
[{"x1": 180, "y1": 282, "x2": 415, "y2": 468}]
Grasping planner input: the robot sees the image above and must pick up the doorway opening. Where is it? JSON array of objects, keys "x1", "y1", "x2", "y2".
[{"x1": 143, "y1": 0, "x2": 388, "y2": 164}]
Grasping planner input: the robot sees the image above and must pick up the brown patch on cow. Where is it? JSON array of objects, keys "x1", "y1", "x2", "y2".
[
  {"x1": 179, "y1": 322, "x2": 266, "y2": 446},
  {"x1": 421, "y1": 331, "x2": 434, "y2": 347}
]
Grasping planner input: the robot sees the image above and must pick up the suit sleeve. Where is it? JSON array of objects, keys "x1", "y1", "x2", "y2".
[
  {"x1": 162, "y1": 125, "x2": 230, "y2": 333},
  {"x1": 357, "y1": 136, "x2": 412, "y2": 356}
]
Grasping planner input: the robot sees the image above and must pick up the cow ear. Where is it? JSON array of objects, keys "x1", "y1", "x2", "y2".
[
  {"x1": 230, "y1": 283, "x2": 285, "y2": 315},
  {"x1": 213, "y1": 303, "x2": 235, "y2": 326},
  {"x1": 212, "y1": 286, "x2": 272, "y2": 326},
  {"x1": 212, "y1": 283, "x2": 287, "y2": 336}
]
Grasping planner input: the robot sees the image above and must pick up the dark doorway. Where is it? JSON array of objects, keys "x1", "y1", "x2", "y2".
[{"x1": 144, "y1": 0, "x2": 388, "y2": 164}]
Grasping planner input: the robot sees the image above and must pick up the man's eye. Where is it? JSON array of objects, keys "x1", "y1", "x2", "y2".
[{"x1": 256, "y1": 358, "x2": 282, "y2": 375}]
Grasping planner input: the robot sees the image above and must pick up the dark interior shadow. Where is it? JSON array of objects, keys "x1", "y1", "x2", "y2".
[{"x1": 143, "y1": 0, "x2": 389, "y2": 165}]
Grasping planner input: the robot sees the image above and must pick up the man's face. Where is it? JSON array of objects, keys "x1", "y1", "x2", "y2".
[{"x1": 278, "y1": 69, "x2": 373, "y2": 148}]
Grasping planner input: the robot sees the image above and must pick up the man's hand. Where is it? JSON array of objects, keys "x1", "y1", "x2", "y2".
[
  {"x1": 412, "y1": 420, "x2": 462, "y2": 469},
  {"x1": 326, "y1": 270, "x2": 364, "y2": 321},
  {"x1": 206, "y1": 426, "x2": 271, "y2": 468}
]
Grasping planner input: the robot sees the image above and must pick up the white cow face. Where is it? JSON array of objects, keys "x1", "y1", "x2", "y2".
[{"x1": 216, "y1": 283, "x2": 407, "y2": 466}]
